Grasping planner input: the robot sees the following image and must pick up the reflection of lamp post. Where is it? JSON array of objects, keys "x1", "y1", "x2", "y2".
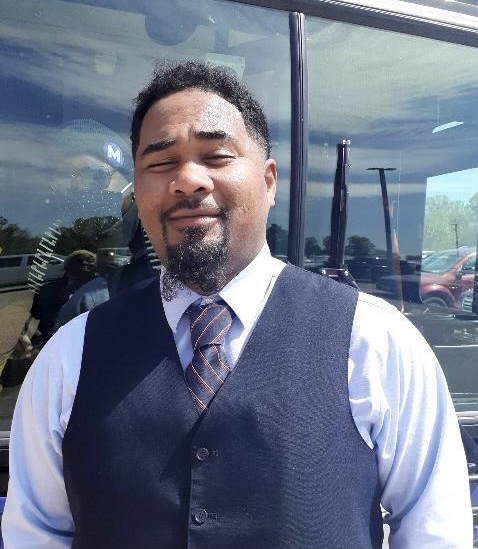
[
  {"x1": 451, "y1": 222, "x2": 459, "y2": 253},
  {"x1": 367, "y1": 167, "x2": 396, "y2": 261},
  {"x1": 368, "y1": 166, "x2": 403, "y2": 311}
]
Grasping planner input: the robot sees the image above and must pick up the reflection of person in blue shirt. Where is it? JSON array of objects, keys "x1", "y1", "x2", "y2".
[
  {"x1": 30, "y1": 250, "x2": 97, "y2": 344},
  {"x1": 52, "y1": 201, "x2": 155, "y2": 332},
  {"x1": 51, "y1": 272, "x2": 109, "y2": 334}
]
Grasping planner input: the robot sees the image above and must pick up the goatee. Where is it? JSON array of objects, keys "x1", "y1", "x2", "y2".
[{"x1": 160, "y1": 224, "x2": 230, "y2": 301}]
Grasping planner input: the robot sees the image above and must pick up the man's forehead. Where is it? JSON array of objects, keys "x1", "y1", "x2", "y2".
[
  {"x1": 194, "y1": 92, "x2": 242, "y2": 125},
  {"x1": 145, "y1": 89, "x2": 246, "y2": 135}
]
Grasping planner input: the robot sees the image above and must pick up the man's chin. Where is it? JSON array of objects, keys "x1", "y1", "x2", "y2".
[
  {"x1": 161, "y1": 229, "x2": 230, "y2": 300},
  {"x1": 167, "y1": 224, "x2": 223, "y2": 248}
]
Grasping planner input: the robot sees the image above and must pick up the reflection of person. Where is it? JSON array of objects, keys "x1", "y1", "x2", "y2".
[
  {"x1": 29, "y1": 119, "x2": 134, "y2": 293},
  {"x1": 27, "y1": 120, "x2": 138, "y2": 333},
  {"x1": 51, "y1": 273, "x2": 109, "y2": 334},
  {"x1": 52, "y1": 202, "x2": 155, "y2": 332},
  {"x1": 3, "y1": 62, "x2": 472, "y2": 548},
  {"x1": 49, "y1": 118, "x2": 133, "y2": 222},
  {"x1": 30, "y1": 250, "x2": 97, "y2": 344}
]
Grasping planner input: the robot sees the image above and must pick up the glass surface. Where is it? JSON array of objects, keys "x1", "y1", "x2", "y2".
[
  {"x1": 0, "y1": 0, "x2": 291, "y2": 435},
  {"x1": 421, "y1": 249, "x2": 475, "y2": 274},
  {"x1": 305, "y1": 17, "x2": 478, "y2": 411}
]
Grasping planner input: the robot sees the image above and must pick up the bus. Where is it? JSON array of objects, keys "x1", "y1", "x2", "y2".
[{"x1": 1, "y1": 0, "x2": 478, "y2": 545}]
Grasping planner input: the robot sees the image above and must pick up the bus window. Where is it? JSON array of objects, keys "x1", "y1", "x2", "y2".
[
  {"x1": 305, "y1": 16, "x2": 478, "y2": 411},
  {"x1": 0, "y1": 0, "x2": 291, "y2": 433}
]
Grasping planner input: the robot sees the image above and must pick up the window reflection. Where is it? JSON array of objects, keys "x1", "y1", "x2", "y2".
[
  {"x1": 0, "y1": 0, "x2": 290, "y2": 431},
  {"x1": 305, "y1": 17, "x2": 478, "y2": 410}
]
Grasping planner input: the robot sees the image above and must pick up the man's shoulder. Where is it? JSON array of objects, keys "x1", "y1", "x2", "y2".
[
  {"x1": 353, "y1": 291, "x2": 421, "y2": 345},
  {"x1": 355, "y1": 291, "x2": 407, "y2": 325},
  {"x1": 280, "y1": 263, "x2": 358, "y2": 297}
]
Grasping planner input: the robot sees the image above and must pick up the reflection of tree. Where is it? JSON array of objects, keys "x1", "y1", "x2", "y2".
[
  {"x1": 0, "y1": 216, "x2": 39, "y2": 254},
  {"x1": 424, "y1": 194, "x2": 478, "y2": 251},
  {"x1": 266, "y1": 223, "x2": 288, "y2": 256},
  {"x1": 322, "y1": 235, "x2": 331, "y2": 252},
  {"x1": 305, "y1": 236, "x2": 321, "y2": 256},
  {"x1": 55, "y1": 216, "x2": 121, "y2": 254},
  {"x1": 345, "y1": 235, "x2": 376, "y2": 257},
  {"x1": 306, "y1": 234, "x2": 384, "y2": 260},
  {"x1": 469, "y1": 192, "x2": 478, "y2": 220}
]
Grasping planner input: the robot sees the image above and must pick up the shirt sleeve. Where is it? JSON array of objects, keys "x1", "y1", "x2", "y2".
[
  {"x1": 349, "y1": 293, "x2": 473, "y2": 549},
  {"x1": 1, "y1": 315, "x2": 86, "y2": 549}
]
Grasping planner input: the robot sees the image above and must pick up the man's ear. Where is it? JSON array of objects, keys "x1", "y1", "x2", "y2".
[{"x1": 264, "y1": 159, "x2": 277, "y2": 207}]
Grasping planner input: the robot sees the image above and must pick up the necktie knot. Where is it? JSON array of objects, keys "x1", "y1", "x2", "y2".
[{"x1": 187, "y1": 300, "x2": 234, "y2": 351}]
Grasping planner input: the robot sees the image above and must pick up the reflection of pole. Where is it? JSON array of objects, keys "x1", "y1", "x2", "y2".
[
  {"x1": 451, "y1": 223, "x2": 459, "y2": 253},
  {"x1": 330, "y1": 141, "x2": 350, "y2": 268},
  {"x1": 367, "y1": 167, "x2": 396, "y2": 261},
  {"x1": 368, "y1": 166, "x2": 404, "y2": 312}
]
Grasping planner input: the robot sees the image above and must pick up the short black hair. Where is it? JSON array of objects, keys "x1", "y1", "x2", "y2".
[
  {"x1": 64, "y1": 249, "x2": 96, "y2": 274},
  {"x1": 131, "y1": 60, "x2": 271, "y2": 160}
]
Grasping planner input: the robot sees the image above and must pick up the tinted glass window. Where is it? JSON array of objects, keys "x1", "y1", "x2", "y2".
[
  {"x1": 0, "y1": 0, "x2": 290, "y2": 432},
  {"x1": 0, "y1": 258, "x2": 22, "y2": 268},
  {"x1": 305, "y1": 17, "x2": 478, "y2": 412}
]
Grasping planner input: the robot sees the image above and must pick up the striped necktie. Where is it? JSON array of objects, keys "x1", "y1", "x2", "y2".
[{"x1": 185, "y1": 299, "x2": 234, "y2": 414}]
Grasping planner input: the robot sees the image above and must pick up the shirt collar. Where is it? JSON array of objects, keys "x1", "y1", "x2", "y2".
[{"x1": 162, "y1": 243, "x2": 284, "y2": 334}]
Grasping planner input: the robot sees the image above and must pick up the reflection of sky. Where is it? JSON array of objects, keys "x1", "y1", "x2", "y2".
[
  {"x1": 1, "y1": 0, "x2": 292, "y2": 121},
  {"x1": 0, "y1": 0, "x2": 292, "y2": 237},
  {"x1": 427, "y1": 168, "x2": 478, "y2": 202},
  {"x1": 3, "y1": 0, "x2": 478, "y2": 255},
  {"x1": 306, "y1": 19, "x2": 478, "y2": 134},
  {"x1": 304, "y1": 16, "x2": 478, "y2": 257}
]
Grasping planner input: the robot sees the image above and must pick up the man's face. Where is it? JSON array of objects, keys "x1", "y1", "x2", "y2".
[
  {"x1": 53, "y1": 154, "x2": 128, "y2": 194},
  {"x1": 133, "y1": 89, "x2": 277, "y2": 295},
  {"x1": 49, "y1": 154, "x2": 128, "y2": 223}
]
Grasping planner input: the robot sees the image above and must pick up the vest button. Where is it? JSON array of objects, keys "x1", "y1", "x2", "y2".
[
  {"x1": 193, "y1": 508, "x2": 208, "y2": 525},
  {"x1": 196, "y1": 447, "x2": 209, "y2": 461}
]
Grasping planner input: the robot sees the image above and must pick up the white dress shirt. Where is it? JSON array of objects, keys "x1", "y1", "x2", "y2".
[{"x1": 2, "y1": 245, "x2": 473, "y2": 548}]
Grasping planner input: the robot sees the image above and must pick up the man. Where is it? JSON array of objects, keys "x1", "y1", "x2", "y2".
[{"x1": 2, "y1": 61, "x2": 473, "y2": 548}]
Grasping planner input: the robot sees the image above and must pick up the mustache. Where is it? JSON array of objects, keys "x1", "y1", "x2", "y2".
[{"x1": 160, "y1": 199, "x2": 227, "y2": 223}]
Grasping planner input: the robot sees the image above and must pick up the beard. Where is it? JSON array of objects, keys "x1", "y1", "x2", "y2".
[{"x1": 159, "y1": 201, "x2": 230, "y2": 301}]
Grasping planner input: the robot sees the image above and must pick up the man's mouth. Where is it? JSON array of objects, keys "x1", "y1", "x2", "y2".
[{"x1": 167, "y1": 209, "x2": 221, "y2": 229}]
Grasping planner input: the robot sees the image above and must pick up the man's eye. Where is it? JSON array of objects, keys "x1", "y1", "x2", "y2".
[
  {"x1": 206, "y1": 154, "x2": 234, "y2": 163},
  {"x1": 147, "y1": 160, "x2": 176, "y2": 170}
]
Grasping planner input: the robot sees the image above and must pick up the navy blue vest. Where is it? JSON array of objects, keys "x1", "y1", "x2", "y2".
[{"x1": 63, "y1": 265, "x2": 383, "y2": 549}]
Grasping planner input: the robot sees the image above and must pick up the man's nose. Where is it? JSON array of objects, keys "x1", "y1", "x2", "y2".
[{"x1": 170, "y1": 162, "x2": 214, "y2": 196}]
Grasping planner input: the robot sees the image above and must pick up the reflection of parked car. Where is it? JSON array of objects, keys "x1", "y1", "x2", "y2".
[
  {"x1": 345, "y1": 256, "x2": 386, "y2": 281},
  {"x1": 377, "y1": 248, "x2": 477, "y2": 308},
  {"x1": 461, "y1": 281, "x2": 478, "y2": 313},
  {"x1": 0, "y1": 254, "x2": 64, "y2": 289},
  {"x1": 96, "y1": 247, "x2": 131, "y2": 272},
  {"x1": 462, "y1": 290, "x2": 473, "y2": 312},
  {"x1": 305, "y1": 254, "x2": 418, "y2": 283},
  {"x1": 347, "y1": 255, "x2": 419, "y2": 282}
]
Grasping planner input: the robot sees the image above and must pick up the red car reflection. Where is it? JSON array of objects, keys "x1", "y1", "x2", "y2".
[{"x1": 377, "y1": 247, "x2": 477, "y2": 308}]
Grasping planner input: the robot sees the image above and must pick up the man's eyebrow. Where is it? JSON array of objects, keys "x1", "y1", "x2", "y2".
[
  {"x1": 140, "y1": 130, "x2": 236, "y2": 158},
  {"x1": 140, "y1": 138, "x2": 175, "y2": 157},
  {"x1": 195, "y1": 130, "x2": 236, "y2": 144}
]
